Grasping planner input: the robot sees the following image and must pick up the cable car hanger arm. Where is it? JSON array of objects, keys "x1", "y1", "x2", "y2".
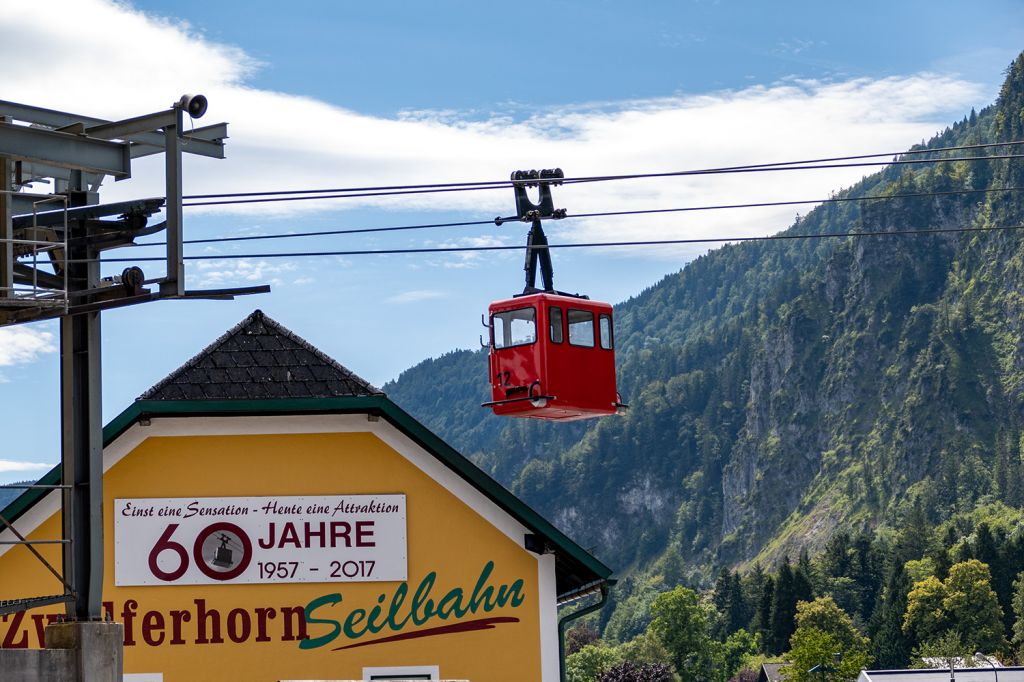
[{"x1": 498, "y1": 168, "x2": 582, "y2": 297}]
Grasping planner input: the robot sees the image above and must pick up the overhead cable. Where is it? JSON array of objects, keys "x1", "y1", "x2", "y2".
[
  {"x1": 87, "y1": 223, "x2": 1024, "y2": 264},
  {"x1": 181, "y1": 147, "x2": 1024, "y2": 207},
  {"x1": 181, "y1": 139, "x2": 1024, "y2": 202},
  {"x1": 120, "y1": 185, "x2": 1024, "y2": 249}
]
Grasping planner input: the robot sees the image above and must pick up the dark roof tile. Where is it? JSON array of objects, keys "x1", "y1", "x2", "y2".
[{"x1": 139, "y1": 310, "x2": 382, "y2": 401}]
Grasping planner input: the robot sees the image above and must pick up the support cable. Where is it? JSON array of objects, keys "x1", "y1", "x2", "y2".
[
  {"x1": 82, "y1": 223, "x2": 1024, "y2": 264},
  {"x1": 116, "y1": 185, "x2": 1024, "y2": 250},
  {"x1": 180, "y1": 139, "x2": 1024, "y2": 202}
]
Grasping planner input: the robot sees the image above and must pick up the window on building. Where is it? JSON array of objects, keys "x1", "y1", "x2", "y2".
[
  {"x1": 567, "y1": 309, "x2": 595, "y2": 347},
  {"x1": 492, "y1": 307, "x2": 536, "y2": 348}
]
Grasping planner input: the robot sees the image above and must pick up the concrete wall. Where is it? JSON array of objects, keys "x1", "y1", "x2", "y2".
[{"x1": 0, "y1": 622, "x2": 122, "y2": 682}]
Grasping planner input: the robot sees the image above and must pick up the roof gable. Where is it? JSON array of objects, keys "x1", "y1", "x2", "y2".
[{"x1": 139, "y1": 309, "x2": 381, "y2": 401}]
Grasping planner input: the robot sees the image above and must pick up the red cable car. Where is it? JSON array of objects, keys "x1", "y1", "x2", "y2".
[{"x1": 483, "y1": 169, "x2": 624, "y2": 421}]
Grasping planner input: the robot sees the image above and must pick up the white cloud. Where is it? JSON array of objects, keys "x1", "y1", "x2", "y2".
[
  {"x1": 0, "y1": 459, "x2": 52, "y2": 473},
  {"x1": 192, "y1": 258, "x2": 297, "y2": 288},
  {"x1": 0, "y1": 0, "x2": 993, "y2": 262},
  {"x1": 386, "y1": 290, "x2": 447, "y2": 304},
  {"x1": 0, "y1": 328, "x2": 56, "y2": 367}
]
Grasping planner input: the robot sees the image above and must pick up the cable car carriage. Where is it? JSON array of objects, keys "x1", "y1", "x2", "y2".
[{"x1": 483, "y1": 169, "x2": 625, "y2": 420}]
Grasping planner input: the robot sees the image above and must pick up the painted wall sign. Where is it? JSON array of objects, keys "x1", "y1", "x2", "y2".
[{"x1": 114, "y1": 495, "x2": 407, "y2": 586}]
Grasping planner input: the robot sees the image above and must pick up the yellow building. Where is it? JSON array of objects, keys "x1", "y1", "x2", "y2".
[{"x1": 0, "y1": 311, "x2": 612, "y2": 682}]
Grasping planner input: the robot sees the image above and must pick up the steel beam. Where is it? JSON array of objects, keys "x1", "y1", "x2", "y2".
[
  {"x1": 61, "y1": 181, "x2": 104, "y2": 621},
  {"x1": 0, "y1": 100, "x2": 107, "y2": 129},
  {"x1": 0, "y1": 100, "x2": 226, "y2": 160},
  {"x1": 0, "y1": 595, "x2": 71, "y2": 617},
  {"x1": 13, "y1": 198, "x2": 163, "y2": 229},
  {"x1": 128, "y1": 124, "x2": 226, "y2": 160},
  {"x1": 85, "y1": 109, "x2": 179, "y2": 142},
  {"x1": 161, "y1": 123, "x2": 184, "y2": 296},
  {"x1": 0, "y1": 123, "x2": 130, "y2": 178},
  {"x1": 14, "y1": 161, "x2": 104, "y2": 188},
  {"x1": 1, "y1": 158, "x2": 11, "y2": 300}
]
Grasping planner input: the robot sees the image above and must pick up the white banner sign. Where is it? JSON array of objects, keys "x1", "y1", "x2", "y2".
[{"x1": 114, "y1": 495, "x2": 407, "y2": 586}]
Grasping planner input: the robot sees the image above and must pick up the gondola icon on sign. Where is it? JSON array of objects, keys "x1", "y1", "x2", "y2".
[
  {"x1": 212, "y1": 534, "x2": 234, "y2": 568},
  {"x1": 195, "y1": 522, "x2": 253, "y2": 581}
]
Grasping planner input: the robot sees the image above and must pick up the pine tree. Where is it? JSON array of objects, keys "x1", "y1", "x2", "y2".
[
  {"x1": 755, "y1": 576, "x2": 775, "y2": 653},
  {"x1": 994, "y1": 435, "x2": 1011, "y2": 501},
  {"x1": 713, "y1": 568, "x2": 734, "y2": 638},
  {"x1": 895, "y1": 498, "x2": 932, "y2": 564},
  {"x1": 769, "y1": 558, "x2": 798, "y2": 655},
  {"x1": 971, "y1": 523, "x2": 1013, "y2": 639},
  {"x1": 849, "y1": 533, "x2": 881, "y2": 623},
  {"x1": 870, "y1": 562, "x2": 913, "y2": 668},
  {"x1": 727, "y1": 572, "x2": 748, "y2": 637},
  {"x1": 1008, "y1": 435, "x2": 1024, "y2": 508},
  {"x1": 821, "y1": 532, "x2": 852, "y2": 580}
]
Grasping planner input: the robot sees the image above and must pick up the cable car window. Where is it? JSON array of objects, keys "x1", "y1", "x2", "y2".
[
  {"x1": 568, "y1": 309, "x2": 595, "y2": 347},
  {"x1": 599, "y1": 313, "x2": 614, "y2": 350},
  {"x1": 550, "y1": 306, "x2": 564, "y2": 343},
  {"x1": 492, "y1": 307, "x2": 536, "y2": 348}
]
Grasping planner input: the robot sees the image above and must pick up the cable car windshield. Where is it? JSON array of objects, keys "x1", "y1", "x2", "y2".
[
  {"x1": 493, "y1": 307, "x2": 536, "y2": 348},
  {"x1": 568, "y1": 309, "x2": 595, "y2": 347}
]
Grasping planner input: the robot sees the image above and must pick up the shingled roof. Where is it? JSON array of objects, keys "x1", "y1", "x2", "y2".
[{"x1": 139, "y1": 310, "x2": 382, "y2": 401}]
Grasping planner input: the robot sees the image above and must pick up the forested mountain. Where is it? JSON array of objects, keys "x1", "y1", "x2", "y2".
[
  {"x1": 0, "y1": 482, "x2": 29, "y2": 510},
  {"x1": 386, "y1": 54, "x2": 1024, "y2": 647}
]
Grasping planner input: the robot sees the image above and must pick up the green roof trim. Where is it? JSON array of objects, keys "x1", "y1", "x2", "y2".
[{"x1": 2, "y1": 396, "x2": 613, "y2": 594}]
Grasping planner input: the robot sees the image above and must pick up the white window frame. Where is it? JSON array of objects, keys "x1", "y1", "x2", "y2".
[{"x1": 362, "y1": 665, "x2": 439, "y2": 680}]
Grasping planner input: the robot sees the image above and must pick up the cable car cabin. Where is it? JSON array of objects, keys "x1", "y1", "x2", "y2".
[{"x1": 486, "y1": 293, "x2": 619, "y2": 420}]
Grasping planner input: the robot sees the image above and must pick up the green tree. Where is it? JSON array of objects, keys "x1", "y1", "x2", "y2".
[
  {"x1": 783, "y1": 600, "x2": 872, "y2": 682},
  {"x1": 716, "y1": 629, "x2": 760, "y2": 682},
  {"x1": 903, "y1": 560, "x2": 1007, "y2": 653},
  {"x1": 769, "y1": 559, "x2": 796, "y2": 654},
  {"x1": 650, "y1": 586, "x2": 715, "y2": 679},
  {"x1": 903, "y1": 575, "x2": 950, "y2": 645},
  {"x1": 753, "y1": 576, "x2": 774, "y2": 650},
  {"x1": 726, "y1": 572, "x2": 749, "y2": 637},
  {"x1": 869, "y1": 562, "x2": 913, "y2": 668},
  {"x1": 911, "y1": 631, "x2": 970, "y2": 670},
  {"x1": 617, "y1": 628, "x2": 674, "y2": 668},
  {"x1": 792, "y1": 597, "x2": 871, "y2": 654},
  {"x1": 567, "y1": 644, "x2": 622, "y2": 682},
  {"x1": 944, "y1": 559, "x2": 1007, "y2": 652},
  {"x1": 1011, "y1": 571, "x2": 1024, "y2": 659}
]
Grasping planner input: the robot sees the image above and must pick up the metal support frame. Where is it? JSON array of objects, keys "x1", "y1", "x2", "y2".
[
  {"x1": 0, "y1": 96, "x2": 264, "y2": 636},
  {"x1": 0, "y1": 100, "x2": 226, "y2": 160},
  {"x1": 524, "y1": 218, "x2": 555, "y2": 293},
  {"x1": 162, "y1": 113, "x2": 184, "y2": 296},
  {"x1": 1, "y1": 153, "x2": 11, "y2": 300},
  {"x1": 498, "y1": 168, "x2": 568, "y2": 295},
  {"x1": 0, "y1": 122, "x2": 131, "y2": 178},
  {"x1": 61, "y1": 184, "x2": 105, "y2": 620}
]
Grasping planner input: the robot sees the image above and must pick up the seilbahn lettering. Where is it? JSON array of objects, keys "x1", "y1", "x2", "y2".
[{"x1": 301, "y1": 560, "x2": 525, "y2": 650}]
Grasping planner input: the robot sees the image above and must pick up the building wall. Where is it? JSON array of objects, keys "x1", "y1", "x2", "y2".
[{"x1": 0, "y1": 415, "x2": 557, "y2": 682}]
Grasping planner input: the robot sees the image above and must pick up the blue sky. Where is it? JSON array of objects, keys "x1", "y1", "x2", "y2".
[{"x1": 1, "y1": 0, "x2": 1023, "y2": 479}]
